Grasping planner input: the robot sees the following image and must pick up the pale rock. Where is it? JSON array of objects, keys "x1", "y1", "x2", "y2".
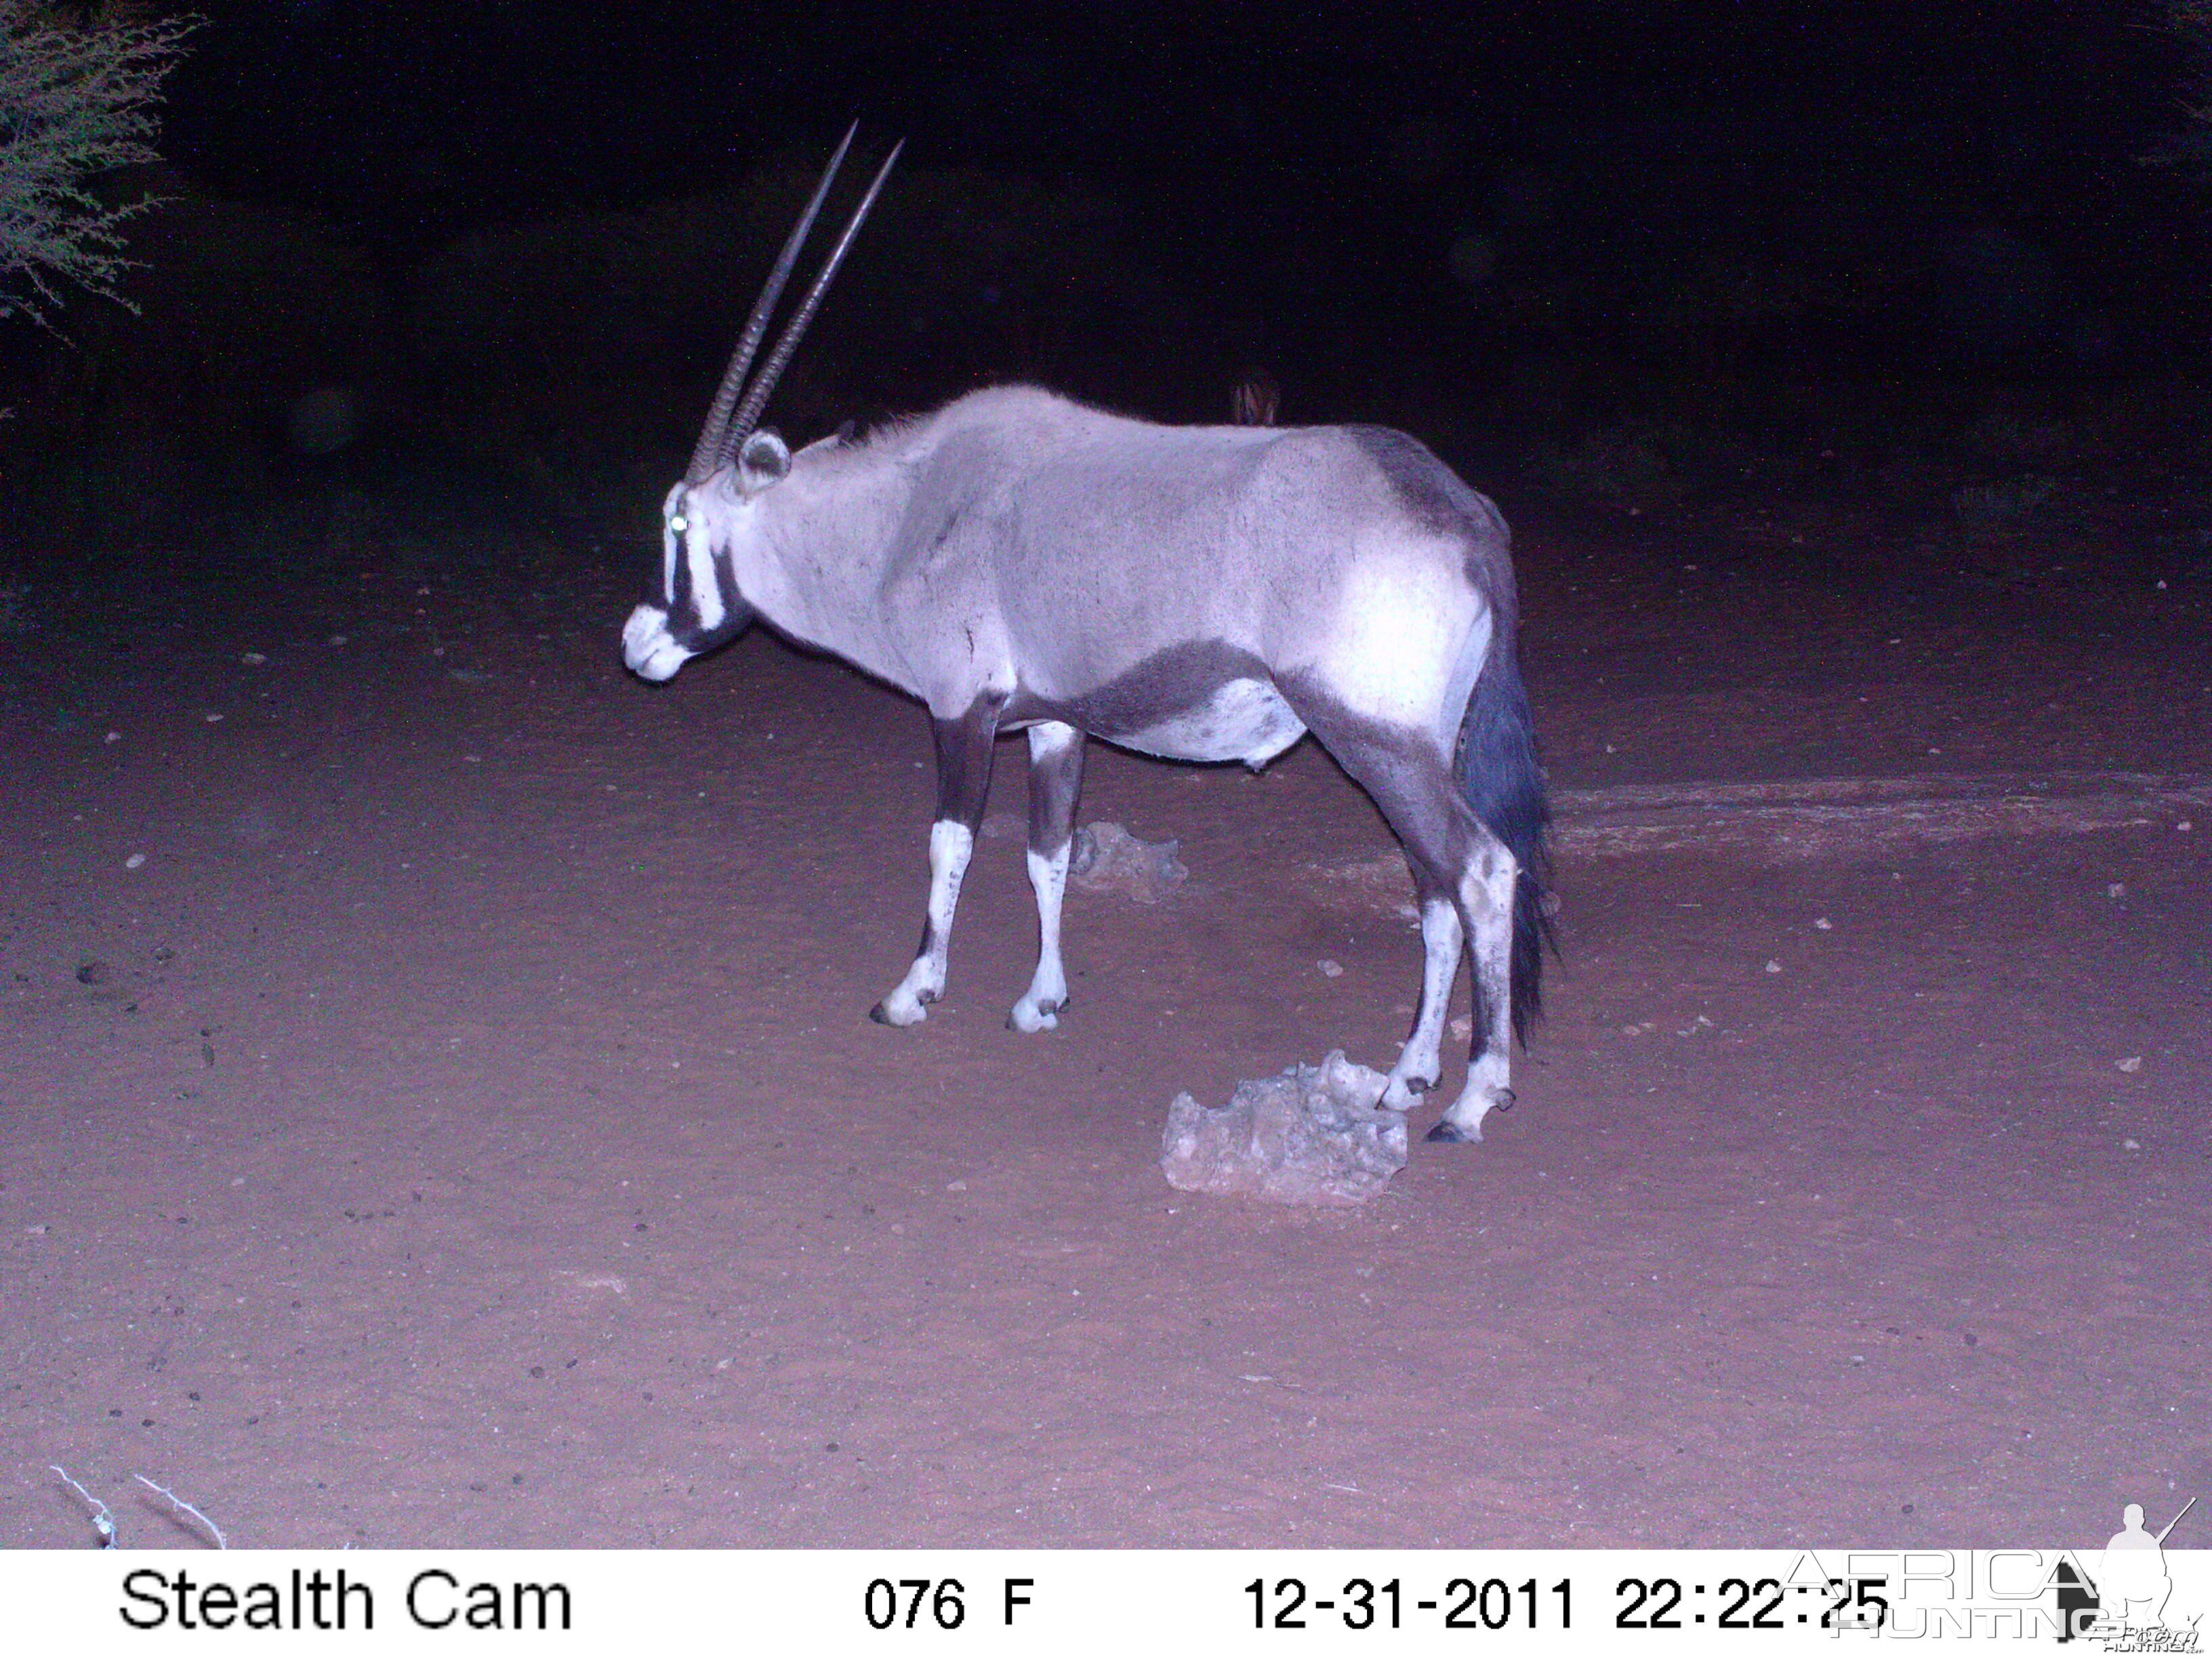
[
  {"x1": 1071, "y1": 821, "x2": 1187, "y2": 904},
  {"x1": 1161, "y1": 1051, "x2": 1406, "y2": 1208}
]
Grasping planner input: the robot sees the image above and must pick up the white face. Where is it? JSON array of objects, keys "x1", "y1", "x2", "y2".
[
  {"x1": 621, "y1": 432, "x2": 790, "y2": 682},
  {"x1": 620, "y1": 482, "x2": 720, "y2": 682}
]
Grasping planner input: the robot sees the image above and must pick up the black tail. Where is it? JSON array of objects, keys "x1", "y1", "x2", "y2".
[{"x1": 1454, "y1": 634, "x2": 1551, "y2": 1045}]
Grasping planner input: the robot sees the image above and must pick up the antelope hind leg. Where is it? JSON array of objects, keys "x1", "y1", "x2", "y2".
[
  {"x1": 1380, "y1": 895, "x2": 1462, "y2": 1110},
  {"x1": 1426, "y1": 824, "x2": 1519, "y2": 1143}
]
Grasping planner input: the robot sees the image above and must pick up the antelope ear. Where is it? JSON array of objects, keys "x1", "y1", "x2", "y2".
[{"x1": 737, "y1": 429, "x2": 791, "y2": 493}]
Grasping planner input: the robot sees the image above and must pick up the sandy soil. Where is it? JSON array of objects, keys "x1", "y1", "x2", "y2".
[{"x1": 3, "y1": 487, "x2": 2208, "y2": 1549}]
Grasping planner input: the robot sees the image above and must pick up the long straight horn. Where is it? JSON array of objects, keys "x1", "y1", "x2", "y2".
[
  {"x1": 685, "y1": 124, "x2": 857, "y2": 485},
  {"x1": 722, "y1": 138, "x2": 904, "y2": 455}
]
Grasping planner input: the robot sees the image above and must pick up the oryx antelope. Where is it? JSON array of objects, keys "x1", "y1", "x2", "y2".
[
  {"x1": 621, "y1": 131, "x2": 1549, "y2": 1142},
  {"x1": 1230, "y1": 368, "x2": 1279, "y2": 427}
]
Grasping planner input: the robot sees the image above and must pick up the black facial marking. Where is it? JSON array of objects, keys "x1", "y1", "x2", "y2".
[
  {"x1": 655, "y1": 519, "x2": 755, "y2": 657},
  {"x1": 665, "y1": 522, "x2": 693, "y2": 613},
  {"x1": 660, "y1": 590, "x2": 756, "y2": 657}
]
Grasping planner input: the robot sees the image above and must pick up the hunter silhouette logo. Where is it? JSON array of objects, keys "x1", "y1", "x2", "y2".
[{"x1": 2059, "y1": 1496, "x2": 2202, "y2": 1649}]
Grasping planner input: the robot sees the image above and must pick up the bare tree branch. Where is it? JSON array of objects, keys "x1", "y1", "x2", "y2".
[{"x1": 0, "y1": 1, "x2": 197, "y2": 329}]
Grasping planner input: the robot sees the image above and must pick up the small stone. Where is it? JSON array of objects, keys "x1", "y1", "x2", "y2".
[
  {"x1": 946, "y1": 1180, "x2": 967, "y2": 1192},
  {"x1": 75, "y1": 962, "x2": 112, "y2": 985},
  {"x1": 241, "y1": 652, "x2": 267, "y2": 665},
  {"x1": 2116, "y1": 1056, "x2": 2144, "y2": 1073},
  {"x1": 1069, "y1": 822, "x2": 1187, "y2": 904},
  {"x1": 2108, "y1": 883, "x2": 2125, "y2": 898},
  {"x1": 1765, "y1": 959, "x2": 1783, "y2": 974},
  {"x1": 1814, "y1": 917, "x2": 1832, "y2": 930},
  {"x1": 1448, "y1": 1015, "x2": 1473, "y2": 1040},
  {"x1": 104, "y1": 731, "x2": 121, "y2": 744},
  {"x1": 2123, "y1": 1139, "x2": 2142, "y2": 1151},
  {"x1": 124, "y1": 853, "x2": 146, "y2": 870},
  {"x1": 327, "y1": 634, "x2": 348, "y2": 647},
  {"x1": 2178, "y1": 820, "x2": 2193, "y2": 833},
  {"x1": 204, "y1": 712, "x2": 224, "y2": 723},
  {"x1": 1317, "y1": 959, "x2": 1343, "y2": 979}
]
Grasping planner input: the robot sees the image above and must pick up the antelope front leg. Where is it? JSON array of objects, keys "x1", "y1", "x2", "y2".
[
  {"x1": 871, "y1": 695, "x2": 1003, "y2": 1028},
  {"x1": 1010, "y1": 722, "x2": 1086, "y2": 1031}
]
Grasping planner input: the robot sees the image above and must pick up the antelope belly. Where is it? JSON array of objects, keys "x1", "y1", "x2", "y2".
[{"x1": 1115, "y1": 678, "x2": 1307, "y2": 765}]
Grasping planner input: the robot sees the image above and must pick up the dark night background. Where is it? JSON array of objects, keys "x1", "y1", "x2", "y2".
[
  {"x1": 8, "y1": 3, "x2": 2212, "y2": 1553},
  {"x1": 5, "y1": 0, "x2": 2208, "y2": 547}
]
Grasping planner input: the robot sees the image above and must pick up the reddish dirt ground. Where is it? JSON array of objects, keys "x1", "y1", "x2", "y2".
[{"x1": 4, "y1": 488, "x2": 2209, "y2": 1549}]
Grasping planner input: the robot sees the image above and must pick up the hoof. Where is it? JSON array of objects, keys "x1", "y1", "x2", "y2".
[
  {"x1": 1425, "y1": 1119, "x2": 1482, "y2": 1145},
  {"x1": 1007, "y1": 994, "x2": 1065, "y2": 1034},
  {"x1": 870, "y1": 984, "x2": 935, "y2": 1027},
  {"x1": 1377, "y1": 1074, "x2": 1434, "y2": 1113},
  {"x1": 1493, "y1": 1087, "x2": 1516, "y2": 1113}
]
